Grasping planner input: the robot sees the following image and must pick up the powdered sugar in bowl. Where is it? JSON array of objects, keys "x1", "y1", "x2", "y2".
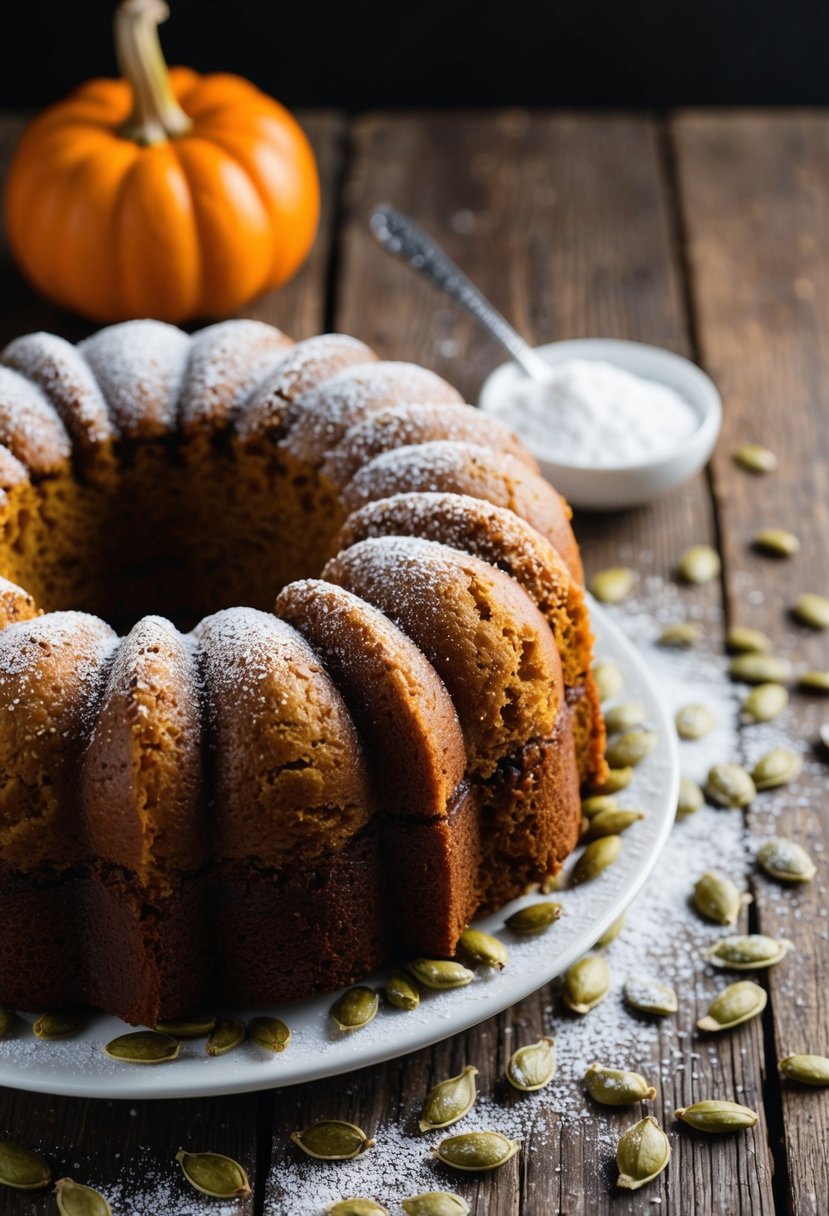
[{"x1": 478, "y1": 338, "x2": 722, "y2": 510}]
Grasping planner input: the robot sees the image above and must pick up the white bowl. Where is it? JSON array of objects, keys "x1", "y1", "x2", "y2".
[{"x1": 478, "y1": 338, "x2": 722, "y2": 511}]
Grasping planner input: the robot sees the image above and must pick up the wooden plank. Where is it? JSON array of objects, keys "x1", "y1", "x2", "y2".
[{"x1": 674, "y1": 109, "x2": 829, "y2": 1216}]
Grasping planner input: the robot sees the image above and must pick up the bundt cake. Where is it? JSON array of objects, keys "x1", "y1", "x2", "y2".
[{"x1": 0, "y1": 318, "x2": 606, "y2": 1026}]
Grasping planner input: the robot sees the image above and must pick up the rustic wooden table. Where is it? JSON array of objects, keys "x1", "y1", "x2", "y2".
[{"x1": 0, "y1": 109, "x2": 827, "y2": 1215}]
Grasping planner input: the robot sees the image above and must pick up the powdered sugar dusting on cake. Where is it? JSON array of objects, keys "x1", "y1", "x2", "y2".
[
  {"x1": 179, "y1": 319, "x2": 293, "y2": 434},
  {"x1": 80, "y1": 321, "x2": 191, "y2": 441},
  {"x1": 343, "y1": 439, "x2": 528, "y2": 511},
  {"x1": 0, "y1": 364, "x2": 72, "y2": 475},
  {"x1": 2, "y1": 331, "x2": 116, "y2": 450}
]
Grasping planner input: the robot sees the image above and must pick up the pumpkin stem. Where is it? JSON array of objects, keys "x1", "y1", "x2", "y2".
[{"x1": 115, "y1": 0, "x2": 193, "y2": 145}]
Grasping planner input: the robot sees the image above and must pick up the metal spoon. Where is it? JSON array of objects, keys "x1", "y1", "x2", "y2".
[{"x1": 370, "y1": 205, "x2": 554, "y2": 384}]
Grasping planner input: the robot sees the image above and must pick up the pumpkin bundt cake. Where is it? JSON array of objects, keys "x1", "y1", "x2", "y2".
[{"x1": 0, "y1": 319, "x2": 606, "y2": 1026}]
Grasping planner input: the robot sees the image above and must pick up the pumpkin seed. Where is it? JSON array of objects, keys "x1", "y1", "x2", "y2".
[
  {"x1": 697, "y1": 980, "x2": 768, "y2": 1032},
  {"x1": 590, "y1": 567, "x2": 635, "y2": 604},
  {"x1": 55, "y1": 1178, "x2": 112, "y2": 1216},
  {"x1": 433, "y1": 1130, "x2": 519, "y2": 1172},
  {"x1": 175, "y1": 1150, "x2": 251, "y2": 1198},
  {"x1": 0, "y1": 1007, "x2": 14, "y2": 1038},
  {"x1": 604, "y1": 701, "x2": 647, "y2": 734},
  {"x1": 753, "y1": 528, "x2": 800, "y2": 557},
  {"x1": 793, "y1": 592, "x2": 829, "y2": 629},
  {"x1": 32, "y1": 1011, "x2": 82, "y2": 1040},
  {"x1": 729, "y1": 653, "x2": 792, "y2": 684},
  {"x1": 676, "y1": 775, "x2": 704, "y2": 819},
  {"x1": 595, "y1": 914, "x2": 625, "y2": 949},
  {"x1": 584, "y1": 808, "x2": 644, "y2": 839},
  {"x1": 821, "y1": 722, "x2": 829, "y2": 752},
  {"x1": 103, "y1": 1030, "x2": 181, "y2": 1064},
  {"x1": 291, "y1": 1121, "x2": 374, "y2": 1161},
  {"x1": 386, "y1": 972, "x2": 421, "y2": 1011},
  {"x1": 675, "y1": 704, "x2": 716, "y2": 740},
  {"x1": 677, "y1": 544, "x2": 721, "y2": 585},
  {"x1": 0, "y1": 1140, "x2": 51, "y2": 1190},
  {"x1": 757, "y1": 836, "x2": 817, "y2": 883},
  {"x1": 593, "y1": 660, "x2": 624, "y2": 702},
  {"x1": 606, "y1": 729, "x2": 658, "y2": 769},
  {"x1": 506, "y1": 1036, "x2": 556, "y2": 1092},
  {"x1": 751, "y1": 746, "x2": 803, "y2": 790},
  {"x1": 407, "y1": 959, "x2": 475, "y2": 989},
  {"x1": 727, "y1": 625, "x2": 772, "y2": 653},
  {"x1": 330, "y1": 986, "x2": 379, "y2": 1032},
  {"x1": 779, "y1": 1054, "x2": 829, "y2": 1086},
  {"x1": 743, "y1": 683, "x2": 788, "y2": 723},
  {"x1": 590, "y1": 766, "x2": 634, "y2": 795},
  {"x1": 704, "y1": 934, "x2": 792, "y2": 970},
  {"x1": 419, "y1": 1065, "x2": 479, "y2": 1132},
  {"x1": 248, "y1": 1016, "x2": 291, "y2": 1052},
  {"x1": 328, "y1": 1201, "x2": 390, "y2": 1216},
  {"x1": 798, "y1": 669, "x2": 829, "y2": 693},
  {"x1": 706, "y1": 763, "x2": 756, "y2": 808},
  {"x1": 572, "y1": 835, "x2": 622, "y2": 885},
  {"x1": 674, "y1": 1100, "x2": 758, "y2": 1132},
  {"x1": 624, "y1": 976, "x2": 678, "y2": 1016},
  {"x1": 155, "y1": 1015, "x2": 215, "y2": 1039},
  {"x1": 693, "y1": 871, "x2": 751, "y2": 925},
  {"x1": 504, "y1": 901, "x2": 562, "y2": 935},
  {"x1": 616, "y1": 1116, "x2": 670, "y2": 1190},
  {"x1": 205, "y1": 1017, "x2": 245, "y2": 1057},
  {"x1": 658, "y1": 622, "x2": 701, "y2": 648},
  {"x1": 563, "y1": 954, "x2": 610, "y2": 1014},
  {"x1": 584, "y1": 1062, "x2": 656, "y2": 1106},
  {"x1": 733, "y1": 441, "x2": 777, "y2": 473},
  {"x1": 401, "y1": 1194, "x2": 469, "y2": 1216},
  {"x1": 581, "y1": 794, "x2": 619, "y2": 818},
  {"x1": 458, "y1": 927, "x2": 508, "y2": 970}
]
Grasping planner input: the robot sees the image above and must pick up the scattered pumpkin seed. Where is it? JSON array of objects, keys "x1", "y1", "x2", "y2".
[
  {"x1": 563, "y1": 954, "x2": 610, "y2": 1014},
  {"x1": 506, "y1": 1037, "x2": 556, "y2": 1092},
  {"x1": 757, "y1": 836, "x2": 817, "y2": 883},
  {"x1": 504, "y1": 901, "x2": 563, "y2": 935},
  {"x1": 590, "y1": 567, "x2": 635, "y2": 604},
  {"x1": 779, "y1": 1054, "x2": 829, "y2": 1086},
  {"x1": 743, "y1": 683, "x2": 788, "y2": 723},
  {"x1": 616, "y1": 1116, "x2": 670, "y2": 1190},
  {"x1": 581, "y1": 794, "x2": 619, "y2": 818},
  {"x1": 0, "y1": 1140, "x2": 51, "y2": 1190},
  {"x1": 386, "y1": 972, "x2": 421, "y2": 1011},
  {"x1": 591, "y1": 766, "x2": 634, "y2": 795},
  {"x1": 693, "y1": 871, "x2": 751, "y2": 925},
  {"x1": 706, "y1": 763, "x2": 756, "y2": 808},
  {"x1": 821, "y1": 723, "x2": 829, "y2": 752},
  {"x1": 676, "y1": 775, "x2": 704, "y2": 820},
  {"x1": 606, "y1": 729, "x2": 658, "y2": 769},
  {"x1": 419, "y1": 1066, "x2": 479, "y2": 1132},
  {"x1": 155, "y1": 1015, "x2": 216, "y2": 1039},
  {"x1": 677, "y1": 544, "x2": 721, "y2": 585},
  {"x1": 658, "y1": 621, "x2": 701, "y2": 648},
  {"x1": 55, "y1": 1177, "x2": 112, "y2": 1216},
  {"x1": 175, "y1": 1150, "x2": 251, "y2": 1199},
  {"x1": 401, "y1": 1194, "x2": 469, "y2": 1216},
  {"x1": 103, "y1": 1030, "x2": 180, "y2": 1064},
  {"x1": 433, "y1": 1130, "x2": 519, "y2": 1172},
  {"x1": 594, "y1": 914, "x2": 625, "y2": 949},
  {"x1": 792, "y1": 592, "x2": 829, "y2": 629},
  {"x1": 584, "y1": 808, "x2": 645, "y2": 839},
  {"x1": 675, "y1": 704, "x2": 716, "y2": 740},
  {"x1": 727, "y1": 625, "x2": 772, "y2": 653},
  {"x1": 624, "y1": 976, "x2": 678, "y2": 1016},
  {"x1": 674, "y1": 1100, "x2": 758, "y2": 1133},
  {"x1": 733, "y1": 441, "x2": 778, "y2": 474},
  {"x1": 0, "y1": 1007, "x2": 14, "y2": 1039},
  {"x1": 458, "y1": 927, "x2": 508, "y2": 970},
  {"x1": 572, "y1": 835, "x2": 622, "y2": 885},
  {"x1": 752, "y1": 528, "x2": 800, "y2": 557},
  {"x1": 729, "y1": 653, "x2": 792, "y2": 684},
  {"x1": 751, "y1": 746, "x2": 803, "y2": 791},
  {"x1": 407, "y1": 959, "x2": 475, "y2": 990},
  {"x1": 291, "y1": 1121, "x2": 374, "y2": 1161},
  {"x1": 205, "y1": 1017, "x2": 245, "y2": 1057},
  {"x1": 798, "y1": 669, "x2": 829, "y2": 693},
  {"x1": 248, "y1": 1016, "x2": 291, "y2": 1052},
  {"x1": 604, "y1": 701, "x2": 647, "y2": 734},
  {"x1": 330, "y1": 986, "x2": 379, "y2": 1033},
  {"x1": 593, "y1": 660, "x2": 624, "y2": 702},
  {"x1": 697, "y1": 980, "x2": 768, "y2": 1032},
  {"x1": 32, "y1": 1012, "x2": 82, "y2": 1040},
  {"x1": 584, "y1": 1062, "x2": 656, "y2": 1106},
  {"x1": 328, "y1": 1201, "x2": 389, "y2": 1216},
  {"x1": 704, "y1": 934, "x2": 792, "y2": 970}
]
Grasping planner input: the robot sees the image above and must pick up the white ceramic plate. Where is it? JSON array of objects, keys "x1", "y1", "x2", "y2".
[{"x1": 0, "y1": 602, "x2": 678, "y2": 1100}]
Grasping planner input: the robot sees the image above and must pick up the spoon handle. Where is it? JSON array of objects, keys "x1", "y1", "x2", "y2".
[{"x1": 370, "y1": 205, "x2": 552, "y2": 382}]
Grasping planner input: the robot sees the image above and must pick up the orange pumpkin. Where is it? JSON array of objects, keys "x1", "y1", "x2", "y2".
[{"x1": 5, "y1": 0, "x2": 320, "y2": 323}]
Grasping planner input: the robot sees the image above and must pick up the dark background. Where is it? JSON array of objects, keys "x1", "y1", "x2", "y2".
[{"x1": 0, "y1": 0, "x2": 826, "y2": 109}]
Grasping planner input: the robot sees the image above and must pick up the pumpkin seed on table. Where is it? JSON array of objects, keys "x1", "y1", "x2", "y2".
[
  {"x1": 504, "y1": 901, "x2": 562, "y2": 935},
  {"x1": 594, "y1": 914, "x2": 625, "y2": 949},
  {"x1": 55, "y1": 1178, "x2": 112, "y2": 1216},
  {"x1": 155, "y1": 1015, "x2": 215, "y2": 1039},
  {"x1": 779, "y1": 1054, "x2": 829, "y2": 1086},
  {"x1": 248, "y1": 1016, "x2": 291, "y2": 1052},
  {"x1": 590, "y1": 567, "x2": 635, "y2": 604},
  {"x1": 419, "y1": 1066, "x2": 478, "y2": 1132},
  {"x1": 604, "y1": 701, "x2": 646, "y2": 734},
  {"x1": 402, "y1": 1195, "x2": 469, "y2": 1216},
  {"x1": 751, "y1": 746, "x2": 803, "y2": 790},
  {"x1": 677, "y1": 544, "x2": 721, "y2": 585},
  {"x1": 433, "y1": 1130, "x2": 519, "y2": 1172},
  {"x1": 572, "y1": 835, "x2": 622, "y2": 885},
  {"x1": 706, "y1": 763, "x2": 756, "y2": 808},
  {"x1": 590, "y1": 766, "x2": 634, "y2": 795},
  {"x1": 593, "y1": 659, "x2": 624, "y2": 702},
  {"x1": 799, "y1": 669, "x2": 829, "y2": 693},
  {"x1": 704, "y1": 934, "x2": 792, "y2": 970},
  {"x1": 291, "y1": 1121, "x2": 374, "y2": 1161},
  {"x1": 624, "y1": 976, "x2": 678, "y2": 1017},
  {"x1": 615, "y1": 1116, "x2": 670, "y2": 1190},
  {"x1": 757, "y1": 836, "x2": 817, "y2": 883},
  {"x1": 32, "y1": 1011, "x2": 82, "y2": 1040},
  {"x1": 733, "y1": 441, "x2": 778, "y2": 473},
  {"x1": 605, "y1": 729, "x2": 657, "y2": 769},
  {"x1": 506, "y1": 1036, "x2": 556, "y2": 1092},
  {"x1": 0, "y1": 1140, "x2": 51, "y2": 1190},
  {"x1": 752, "y1": 527, "x2": 801, "y2": 557},
  {"x1": 175, "y1": 1150, "x2": 251, "y2": 1199},
  {"x1": 726, "y1": 624, "x2": 772, "y2": 654},
  {"x1": 582, "y1": 794, "x2": 619, "y2": 818},
  {"x1": 407, "y1": 959, "x2": 475, "y2": 989},
  {"x1": 103, "y1": 1030, "x2": 181, "y2": 1064},
  {"x1": 0, "y1": 1007, "x2": 14, "y2": 1038},
  {"x1": 697, "y1": 980, "x2": 768, "y2": 1032},
  {"x1": 458, "y1": 927, "x2": 508, "y2": 970},
  {"x1": 675, "y1": 704, "x2": 716, "y2": 740},
  {"x1": 729, "y1": 652, "x2": 792, "y2": 684},
  {"x1": 792, "y1": 592, "x2": 829, "y2": 629},
  {"x1": 674, "y1": 1100, "x2": 758, "y2": 1133},
  {"x1": 386, "y1": 971, "x2": 421, "y2": 1011},
  {"x1": 330, "y1": 986, "x2": 379, "y2": 1032},
  {"x1": 584, "y1": 1063, "x2": 656, "y2": 1106},
  {"x1": 676, "y1": 775, "x2": 704, "y2": 819},
  {"x1": 743, "y1": 682, "x2": 788, "y2": 723},
  {"x1": 328, "y1": 1201, "x2": 389, "y2": 1216},
  {"x1": 693, "y1": 871, "x2": 751, "y2": 926},
  {"x1": 658, "y1": 621, "x2": 701, "y2": 648},
  {"x1": 206, "y1": 1017, "x2": 245, "y2": 1056},
  {"x1": 563, "y1": 954, "x2": 610, "y2": 1014},
  {"x1": 584, "y1": 808, "x2": 644, "y2": 840}
]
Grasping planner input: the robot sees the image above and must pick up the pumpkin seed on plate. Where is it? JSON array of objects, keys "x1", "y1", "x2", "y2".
[
  {"x1": 55, "y1": 1178, "x2": 112, "y2": 1216},
  {"x1": 752, "y1": 528, "x2": 800, "y2": 557},
  {"x1": 605, "y1": 729, "x2": 657, "y2": 769},
  {"x1": 206, "y1": 1017, "x2": 245, "y2": 1057},
  {"x1": 584, "y1": 1062, "x2": 656, "y2": 1106},
  {"x1": 676, "y1": 775, "x2": 704, "y2": 819},
  {"x1": 704, "y1": 935, "x2": 792, "y2": 970},
  {"x1": 0, "y1": 1007, "x2": 14, "y2": 1039},
  {"x1": 798, "y1": 669, "x2": 829, "y2": 693},
  {"x1": 727, "y1": 624, "x2": 772, "y2": 653},
  {"x1": 328, "y1": 1201, "x2": 389, "y2": 1216},
  {"x1": 155, "y1": 1015, "x2": 216, "y2": 1039},
  {"x1": 581, "y1": 794, "x2": 619, "y2": 818},
  {"x1": 733, "y1": 441, "x2": 777, "y2": 473},
  {"x1": 604, "y1": 701, "x2": 646, "y2": 735},
  {"x1": 175, "y1": 1150, "x2": 251, "y2": 1198},
  {"x1": 693, "y1": 871, "x2": 751, "y2": 925},
  {"x1": 433, "y1": 1130, "x2": 519, "y2": 1172},
  {"x1": 674, "y1": 1100, "x2": 758, "y2": 1133},
  {"x1": 615, "y1": 1116, "x2": 670, "y2": 1190},
  {"x1": 792, "y1": 592, "x2": 829, "y2": 629},
  {"x1": 779, "y1": 1054, "x2": 829, "y2": 1086},
  {"x1": 386, "y1": 972, "x2": 420, "y2": 1011},
  {"x1": 584, "y1": 808, "x2": 644, "y2": 840},
  {"x1": 624, "y1": 976, "x2": 678, "y2": 1017},
  {"x1": 677, "y1": 544, "x2": 721, "y2": 585},
  {"x1": 594, "y1": 914, "x2": 625, "y2": 949},
  {"x1": 743, "y1": 683, "x2": 788, "y2": 723},
  {"x1": 32, "y1": 1012, "x2": 82, "y2": 1040},
  {"x1": 697, "y1": 980, "x2": 768, "y2": 1032},
  {"x1": 407, "y1": 959, "x2": 475, "y2": 990},
  {"x1": 706, "y1": 763, "x2": 756, "y2": 808},
  {"x1": 248, "y1": 1016, "x2": 291, "y2": 1052},
  {"x1": 590, "y1": 766, "x2": 634, "y2": 795},
  {"x1": 506, "y1": 1037, "x2": 556, "y2": 1092},
  {"x1": 729, "y1": 653, "x2": 792, "y2": 684},
  {"x1": 590, "y1": 567, "x2": 635, "y2": 604},
  {"x1": 593, "y1": 660, "x2": 624, "y2": 702},
  {"x1": 675, "y1": 704, "x2": 716, "y2": 740},
  {"x1": 757, "y1": 837, "x2": 817, "y2": 883},
  {"x1": 563, "y1": 954, "x2": 610, "y2": 1014},
  {"x1": 572, "y1": 835, "x2": 622, "y2": 885},
  {"x1": 419, "y1": 1066, "x2": 479, "y2": 1132},
  {"x1": 658, "y1": 621, "x2": 701, "y2": 648},
  {"x1": 292, "y1": 1121, "x2": 374, "y2": 1161},
  {"x1": 0, "y1": 1140, "x2": 51, "y2": 1190},
  {"x1": 458, "y1": 927, "x2": 508, "y2": 970},
  {"x1": 402, "y1": 1194, "x2": 469, "y2": 1216},
  {"x1": 330, "y1": 986, "x2": 379, "y2": 1032},
  {"x1": 103, "y1": 1030, "x2": 181, "y2": 1064},
  {"x1": 751, "y1": 746, "x2": 803, "y2": 790},
  {"x1": 504, "y1": 901, "x2": 562, "y2": 935}
]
